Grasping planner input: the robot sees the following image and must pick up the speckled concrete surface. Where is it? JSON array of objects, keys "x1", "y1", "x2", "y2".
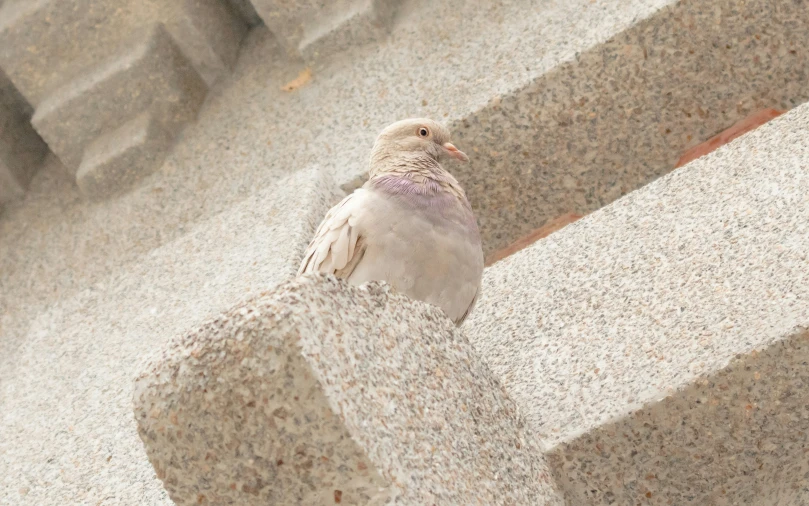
[
  {"x1": 3, "y1": 0, "x2": 809, "y2": 502},
  {"x1": 550, "y1": 329, "x2": 809, "y2": 505},
  {"x1": 452, "y1": 0, "x2": 809, "y2": 257},
  {"x1": 0, "y1": 168, "x2": 339, "y2": 504},
  {"x1": 135, "y1": 275, "x2": 564, "y2": 505},
  {"x1": 0, "y1": 0, "x2": 677, "y2": 357},
  {"x1": 465, "y1": 102, "x2": 809, "y2": 502},
  {"x1": 4, "y1": 0, "x2": 809, "y2": 354}
]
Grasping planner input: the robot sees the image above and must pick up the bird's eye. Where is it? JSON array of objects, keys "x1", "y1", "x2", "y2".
[{"x1": 418, "y1": 127, "x2": 430, "y2": 137}]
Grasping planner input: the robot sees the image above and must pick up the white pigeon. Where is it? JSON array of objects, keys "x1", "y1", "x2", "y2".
[{"x1": 298, "y1": 118, "x2": 484, "y2": 325}]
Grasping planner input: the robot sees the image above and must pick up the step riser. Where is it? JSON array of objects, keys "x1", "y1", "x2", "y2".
[
  {"x1": 548, "y1": 329, "x2": 809, "y2": 505},
  {"x1": 31, "y1": 24, "x2": 208, "y2": 176},
  {"x1": 449, "y1": 0, "x2": 809, "y2": 258}
]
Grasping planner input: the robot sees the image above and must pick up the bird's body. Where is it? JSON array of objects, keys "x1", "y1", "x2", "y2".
[{"x1": 298, "y1": 119, "x2": 484, "y2": 325}]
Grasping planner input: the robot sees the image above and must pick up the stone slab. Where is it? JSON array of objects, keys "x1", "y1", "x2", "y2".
[
  {"x1": 0, "y1": 0, "x2": 245, "y2": 106},
  {"x1": 0, "y1": 167, "x2": 340, "y2": 504},
  {"x1": 0, "y1": 69, "x2": 47, "y2": 206},
  {"x1": 224, "y1": 0, "x2": 262, "y2": 27},
  {"x1": 76, "y1": 112, "x2": 173, "y2": 199},
  {"x1": 6, "y1": 0, "x2": 809, "y2": 332},
  {"x1": 2, "y1": 2, "x2": 809, "y2": 498},
  {"x1": 251, "y1": 0, "x2": 396, "y2": 60},
  {"x1": 464, "y1": 101, "x2": 809, "y2": 502},
  {"x1": 549, "y1": 329, "x2": 809, "y2": 505},
  {"x1": 134, "y1": 275, "x2": 564, "y2": 505},
  {"x1": 31, "y1": 23, "x2": 207, "y2": 174}
]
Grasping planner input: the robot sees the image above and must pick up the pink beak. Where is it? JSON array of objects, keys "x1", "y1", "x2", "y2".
[{"x1": 443, "y1": 142, "x2": 469, "y2": 163}]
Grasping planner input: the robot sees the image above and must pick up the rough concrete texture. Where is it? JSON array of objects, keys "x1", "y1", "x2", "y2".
[
  {"x1": 550, "y1": 329, "x2": 809, "y2": 505},
  {"x1": 451, "y1": 0, "x2": 809, "y2": 257},
  {"x1": 0, "y1": 70, "x2": 46, "y2": 205},
  {"x1": 32, "y1": 23, "x2": 208, "y2": 174},
  {"x1": 251, "y1": 0, "x2": 396, "y2": 61},
  {"x1": 0, "y1": 0, "x2": 246, "y2": 105},
  {"x1": 4, "y1": 0, "x2": 809, "y2": 340},
  {"x1": 465, "y1": 102, "x2": 809, "y2": 503},
  {"x1": 76, "y1": 112, "x2": 174, "y2": 199},
  {"x1": 0, "y1": 168, "x2": 339, "y2": 504},
  {"x1": 1, "y1": 0, "x2": 809, "y2": 499},
  {"x1": 134, "y1": 275, "x2": 564, "y2": 505},
  {"x1": 224, "y1": 0, "x2": 262, "y2": 27}
]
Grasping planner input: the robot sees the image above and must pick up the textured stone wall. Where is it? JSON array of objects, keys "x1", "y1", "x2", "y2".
[{"x1": 0, "y1": 0, "x2": 246, "y2": 200}]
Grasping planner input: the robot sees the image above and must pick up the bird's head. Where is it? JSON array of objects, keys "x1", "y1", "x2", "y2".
[{"x1": 370, "y1": 118, "x2": 469, "y2": 171}]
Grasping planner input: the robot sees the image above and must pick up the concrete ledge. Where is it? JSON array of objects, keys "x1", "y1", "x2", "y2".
[
  {"x1": 0, "y1": 168, "x2": 340, "y2": 503},
  {"x1": 134, "y1": 275, "x2": 564, "y2": 505},
  {"x1": 76, "y1": 112, "x2": 173, "y2": 199},
  {"x1": 251, "y1": 0, "x2": 396, "y2": 61},
  {"x1": 0, "y1": 69, "x2": 46, "y2": 206},
  {"x1": 550, "y1": 328, "x2": 809, "y2": 504},
  {"x1": 466, "y1": 102, "x2": 809, "y2": 502},
  {"x1": 32, "y1": 23, "x2": 207, "y2": 174}
]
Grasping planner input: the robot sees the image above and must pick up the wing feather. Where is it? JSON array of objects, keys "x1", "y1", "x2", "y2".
[{"x1": 298, "y1": 190, "x2": 367, "y2": 278}]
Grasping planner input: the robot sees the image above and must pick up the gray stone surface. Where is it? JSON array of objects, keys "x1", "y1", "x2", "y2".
[
  {"x1": 251, "y1": 0, "x2": 397, "y2": 61},
  {"x1": 1, "y1": 0, "x2": 809, "y2": 501},
  {"x1": 134, "y1": 275, "x2": 564, "y2": 505},
  {"x1": 0, "y1": 69, "x2": 46, "y2": 206},
  {"x1": 550, "y1": 329, "x2": 809, "y2": 505},
  {"x1": 76, "y1": 112, "x2": 173, "y2": 199},
  {"x1": 465, "y1": 102, "x2": 809, "y2": 503},
  {"x1": 0, "y1": 0, "x2": 245, "y2": 199},
  {"x1": 451, "y1": 0, "x2": 809, "y2": 257},
  {"x1": 32, "y1": 23, "x2": 207, "y2": 174},
  {"x1": 5, "y1": 0, "x2": 809, "y2": 336},
  {"x1": 0, "y1": 0, "x2": 246, "y2": 105},
  {"x1": 225, "y1": 0, "x2": 262, "y2": 26},
  {"x1": 0, "y1": 168, "x2": 339, "y2": 504}
]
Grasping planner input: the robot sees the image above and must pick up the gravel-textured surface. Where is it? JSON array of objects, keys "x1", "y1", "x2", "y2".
[
  {"x1": 465, "y1": 102, "x2": 809, "y2": 502},
  {"x1": 0, "y1": 0, "x2": 678, "y2": 351},
  {"x1": 135, "y1": 275, "x2": 564, "y2": 505},
  {"x1": 5, "y1": 0, "x2": 809, "y2": 347},
  {"x1": 0, "y1": 168, "x2": 338, "y2": 504}
]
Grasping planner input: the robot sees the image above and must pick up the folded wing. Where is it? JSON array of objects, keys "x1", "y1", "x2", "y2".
[{"x1": 298, "y1": 190, "x2": 367, "y2": 279}]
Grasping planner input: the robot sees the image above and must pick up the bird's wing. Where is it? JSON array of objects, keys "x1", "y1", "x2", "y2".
[{"x1": 298, "y1": 190, "x2": 368, "y2": 279}]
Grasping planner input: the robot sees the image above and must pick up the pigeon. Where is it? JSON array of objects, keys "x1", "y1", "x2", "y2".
[{"x1": 298, "y1": 118, "x2": 484, "y2": 325}]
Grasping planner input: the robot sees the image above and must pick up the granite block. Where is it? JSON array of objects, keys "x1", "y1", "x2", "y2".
[
  {"x1": 224, "y1": 0, "x2": 262, "y2": 27},
  {"x1": 0, "y1": 0, "x2": 245, "y2": 106},
  {"x1": 0, "y1": 69, "x2": 47, "y2": 206},
  {"x1": 170, "y1": 0, "x2": 248, "y2": 86},
  {"x1": 76, "y1": 112, "x2": 174, "y2": 199},
  {"x1": 251, "y1": 0, "x2": 397, "y2": 60},
  {"x1": 549, "y1": 328, "x2": 809, "y2": 505},
  {"x1": 134, "y1": 275, "x2": 564, "y2": 505},
  {"x1": 449, "y1": 0, "x2": 809, "y2": 258},
  {"x1": 31, "y1": 23, "x2": 207, "y2": 174},
  {"x1": 2, "y1": 0, "x2": 809, "y2": 498},
  {"x1": 464, "y1": 102, "x2": 809, "y2": 502},
  {"x1": 0, "y1": 168, "x2": 340, "y2": 504}
]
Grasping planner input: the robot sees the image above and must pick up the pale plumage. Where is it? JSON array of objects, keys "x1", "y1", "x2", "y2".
[{"x1": 298, "y1": 119, "x2": 484, "y2": 325}]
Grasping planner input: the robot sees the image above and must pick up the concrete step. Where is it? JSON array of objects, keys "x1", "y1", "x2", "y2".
[
  {"x1": 0, "y1": 0, "x2": 246, "y2": 106},
  {"x1": 0, "y1": 69, "x2": 47, "y2": 206},
  {"x1": 31, "y1": 23, "x2": 207, "y2": 175},
  {"x1": 0, "y1": 167, "x2": 341, "y2": 504},
  {"x1": 76, "y1": 112, "x2": 174, "y2": 199},
  {"x1": 465, "y1": 102, "x2": 809, "y2": 504},
  {"x1": 251, "y1": 0, "x2": 397, "y2": 61},
  {"x1": 134, "y1": 276, "x2": 563, "y2": 505}
]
